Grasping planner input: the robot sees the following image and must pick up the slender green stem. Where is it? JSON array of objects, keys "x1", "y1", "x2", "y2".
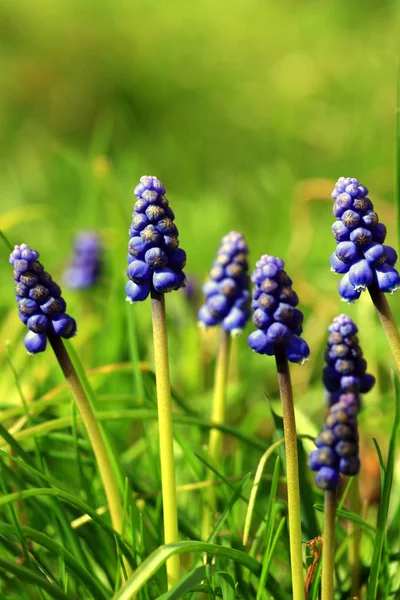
[
  {"x1": 202, "y1": 328, "x2": 231, "y2": 540},
  {"x1": 322, "y1": 489, "x2": 336, "y2": 600},
  {"x1": 48, "y1": 333, "x2": 124, "y2": 537},
  {"x1": 150, "y1": 291, "x2": 180, "y2": 587},
  {"x1": 349, "y1": 478, "x2": 361, "y2": 598},
  {"x1": 368, "y1": 281, "x2": 400, "y2": 371},
  {"x1": 274, "y1": 346, "x2": 305, "y2": 600}
]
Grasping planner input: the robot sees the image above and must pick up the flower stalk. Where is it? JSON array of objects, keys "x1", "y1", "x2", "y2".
[
  {"x1": 322, "y1": 488, "x2": 336, "y2": 600},
  {"x1": 202, "y1": 327, "x2": 231, "y2": 539},
  {"x1": 368, "y1": 281, "x2": 400, "y2": 371},
  {"x1": 150, "y1": 291, "x2": 180, "y2": 587},
  {"x1": 275, "y1": 345, "x2": 305, "y2": 600},
  {"x1": 48, "y1": 332, "x2": 124, "y2": 536}
]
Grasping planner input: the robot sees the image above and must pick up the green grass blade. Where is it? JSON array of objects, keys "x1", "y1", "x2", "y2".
[
  {"x1": 0, "y1": 523, "x2": 109, "y2": 600},
  {"x1": 366, "y1": 371, "x2": 400, "y2": 599},
  {"x1": 0, "y1": 486, "x2": 136, "y2": 566},
  {"x1": 314, "y1": 504, "x2": 375, "y2": 534},
  {"x1": 0, "y1": 557, "x2": 71, "y2": 600},
  {"x1": 111, "y1": 541, "x2": 262, "y2": 600}
]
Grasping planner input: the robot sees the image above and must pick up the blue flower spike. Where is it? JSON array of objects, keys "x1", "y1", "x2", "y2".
[
  {"x1": 330, "y1": 177, "x2": 400, "y2": 302},
  {"x1": 64, "y1": 231, "x2": 102, "y2": 289},
  {"x1": 247, "y1": 255, "x2": 310, "y2": 364},
  {"x1": 126, "y1": 176, "x2": 186, "y2": 302},
  {"x1": 9, "y1": 244, "x2": 77, "y2": 354},
  {"x1": 310, "y1": 314, "x2": 375, "y2": 490},
  {"x1": 198, "y1": 232, "x2": 250, "y2": 335},
  {"x1": 309, "y1": 395, "x2": 360, "y2": 490},
  {"x1": 323, "y1": 314, "x2": 375, "y2": 407}
]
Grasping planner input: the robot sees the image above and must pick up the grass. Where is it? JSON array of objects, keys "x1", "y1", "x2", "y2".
[{"x1": 1, "y1": 1, "x2": 400, "y2": 598}]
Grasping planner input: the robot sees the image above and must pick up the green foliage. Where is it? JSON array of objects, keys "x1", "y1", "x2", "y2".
[{"x1": 1, "y1": 1, "x2": 400, "y2": 598}]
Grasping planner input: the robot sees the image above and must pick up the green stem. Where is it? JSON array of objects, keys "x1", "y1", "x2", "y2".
[
  {"x1": 368, "y1": 281, "x2": 400, "y2": 371},
  {"x1": 202, "y1": 328, "x2": 231, "y2": 540},
  {"x1": 274, "y1": 346, "x2": 305, "y2": 600},
  {"x1": 150, "y1": 291, "x2": 180, "y2": 587},
  {"x1": 322, "y1": 489, "x2": 336, "y2": 600},
  {"x1": 349, "y1": 479, "x2": 361, "y2": 598},
  {"x1": 48, "y1": 334, "x2": 124, "y2": 537}
]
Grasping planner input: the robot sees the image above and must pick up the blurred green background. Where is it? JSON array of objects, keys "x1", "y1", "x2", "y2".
[{"x1": 1, "y1": 0, "x2": 400, "y2": 499}]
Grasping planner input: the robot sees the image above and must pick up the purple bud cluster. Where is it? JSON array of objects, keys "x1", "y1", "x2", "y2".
[
  {"x1": 64, "y1": 232, "x2": 102, "y2": 289},
  {"x1": 126, "y1": 176, "x2": 186, "y2": 302},
  {"x1": 198, "y1": 232, "x2": 251, "y2": 335},
  {"x1": 247, "y1": 255, "x2": 310, "y2": 364},
  {"x1": 9, "y1": 244, "x2": 76, "y2": 354},
  {"x1": 323, "y1": 314, "x2": 375, "y2": 407},
  {"x1": 309, "y1": 395, "x2": 360, "y2": 490},
  {"x1": 330, "y1": 176, "x2": 400, "y2": 302},
  {"x1": 310, "y1": 315, "x2": 375, "y2": 490}
]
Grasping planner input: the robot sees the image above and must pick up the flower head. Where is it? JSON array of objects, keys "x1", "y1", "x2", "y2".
[
  {"x1": 309, "y1": 395, "x2": 360, "y2": 490},
  {"x1": 247, "y1": 255, "x2": 310, "y2": 363},
  {"x1": 330, "y1": 177, "x2": 400, "y2": 302},
  {"x1": 198, "y1": 232, "x2": 250, "y2": 335},
  {"x1": 323, "y1": 314, "x2": 375, "y2": 406},
  {"x1": 9, "y1": 244, "x2": 76, "y2": 354},
  {"x1": 126, "y1": 176, "x2": 186, "y2": 302},
  {"x1": 64, "y1": 231, "x2": 102, "y2": 289}
]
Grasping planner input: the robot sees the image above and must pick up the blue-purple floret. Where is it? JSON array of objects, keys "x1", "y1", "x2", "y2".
[
  {"x1": 309, "y1": 395, "x2": 360, "y2": 490},
  {"x1": 64, "y1": 232, "x2": 102, "y2": 289},
  {"x1": 126, "y1": 176, "x2": 186, "y2": 302},
  {"x1": 323, "y1": 314, "x2": 375, "y2": 407},
  {"x1": 9, "y1": 244, "x2": 77, "y2": 354},
  {"x1": 310, "y1": 314, "x2": 375, "y2": 490},
  {"x1": 198, "y1": 232, "x2": 250, "y2": 335},
  {"x1": 330, "y1": 176, "x2": 400, "y2": 302},
  {"x1": 247, "y1": 255, "x2": 310, "y2": 364}
]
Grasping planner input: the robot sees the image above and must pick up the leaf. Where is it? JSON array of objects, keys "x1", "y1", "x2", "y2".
[
  {"x1": 111, "y1": 541, "x2": 262, "y2": 600},
  {"x1": 0, "y1": 523, "x2": 109, "y2": 600},
  {"x1": 314, "y1": 504, "x2": 375, "y2": 534},
  {"x1": 0, "y1": 557, "x2": 71, "y2": 600},
  {"x1": 270, "y1": 404, "x2": 320, "y2": 539},
  {"x1": 366, "y1": 371, "x2": 400, "y2": 599}
]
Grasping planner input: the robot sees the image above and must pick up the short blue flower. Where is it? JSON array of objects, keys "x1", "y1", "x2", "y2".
[
  {"x1": 10, "y1": 244, "x2": 77, "y2": 354},
  {"x1": 126, "y1": 176, "x2": 186, "y2": 302},
  {"x1": 247, "y1": 255, "x2": 310, "y2": 364},
  {"x1": 198, "y1": 232, "x2": 250, "y2": 335},
  {"x1": 330, "y1": 177, "x2": 400, "y2": 301}
]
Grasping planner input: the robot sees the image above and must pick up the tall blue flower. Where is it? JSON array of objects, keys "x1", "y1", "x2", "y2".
[
  {"x1": 309, "y1": 395, "x2": 360, "y2": 490},
  {"x1": 126, "y1": 176, "x2": 186, "y2": 302},
  {"x1": 247, "y1": 255, "x2": 310, "y2": 363},
  {"x1": 9, "y1": 244, "x2": 76, "y2": 354},
  {"x1": 198, "y1": 232, "x2": 250, "y2": 335},
  {"x1": 64, "y1": 231, "x2": 102, "y2": 289},
  {"x1": 323, "y1": 314, "x2": 375, "y2": 407},
  {"x1": 330, "y1": 176, "x2": 400, "y2": 302}
]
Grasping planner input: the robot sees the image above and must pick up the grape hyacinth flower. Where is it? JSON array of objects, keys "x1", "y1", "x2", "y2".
[
  {"x1": 330, "y1": 176, "x2": 400, "y2": 302},
  {"x1": 198, "y1": 232, "x2": 250, "y2": 539},
  {"x1": 126, "y1": 175, "x2": 184, "y2": 586},
  {"x1": 247, "y1": 254, "x2": 309, "y2": 600},
  {"x1": 247, "y1": 254, "x2": 310, "y2": 364},
  {"x1": 9, "y1": 243, "x2": 76, "y2": 354},
  {"x1": 323, "y1": 314, "x2": 375, "y2": 407},
  {"x1": 198, "y1": 231, "x2": 251, "y2": 335},
  {"x1": 126, "y1": 175, "x2": 186, "y2": 303},
  {"x1": 309, "y1": 395, "x2": 360, "y2": 490},
  {"x1": 8, "y1": 242, "x2": 123, "y2": 540},
  {"x1": 64, "y1": 231, "x2": 102, "y2": 289}
]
